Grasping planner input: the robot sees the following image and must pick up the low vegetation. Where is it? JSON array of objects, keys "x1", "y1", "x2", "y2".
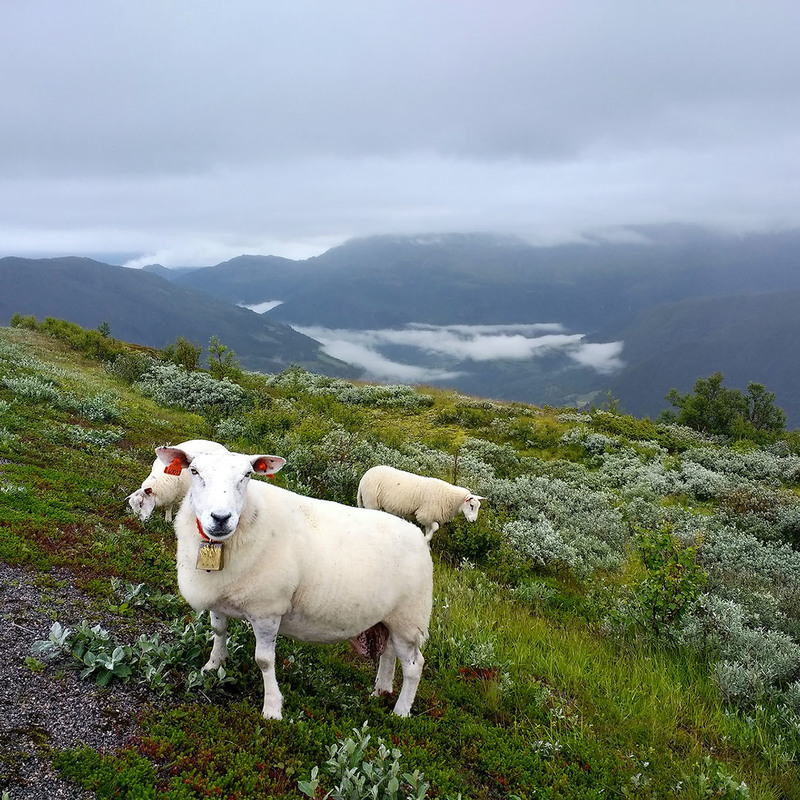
[{"x1": 2, "y1": 317, "x2": 800, "y2": 798}]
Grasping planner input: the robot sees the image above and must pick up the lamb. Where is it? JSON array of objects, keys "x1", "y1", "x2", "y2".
[
  {"x1": 155, "y1": 445, "x2": 433, "y2": 720},
  {"x1": 127, "y1": 439, "x2": 227, "y2": 522},
  {"x1": 357, "y1": 464, "x2": 485, "y2": 542}
]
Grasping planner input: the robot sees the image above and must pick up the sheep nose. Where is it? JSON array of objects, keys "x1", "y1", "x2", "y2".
[{"x1": 210, "y1": 511, "x2": 232, "y2": 528}]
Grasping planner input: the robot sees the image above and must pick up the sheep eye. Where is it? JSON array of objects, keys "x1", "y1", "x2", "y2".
[
  {"x1": 144, "y1": 487, "x2": 152, "y2": 495},
  {"x1": 190, "y1": 468, "x2": 198, "y2": 475}
]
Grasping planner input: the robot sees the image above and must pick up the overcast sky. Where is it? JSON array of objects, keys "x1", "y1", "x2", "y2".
[{"x1": 2, "y1": 1, "x2": 800, "y2": 267}]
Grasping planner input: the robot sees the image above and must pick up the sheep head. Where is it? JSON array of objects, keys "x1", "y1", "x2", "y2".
[
  {"x1": 156, "y1": 447, "x2": 285, "y2": 540},
  {"x1": 460, "y1": 494, "x2": 485, "y2": 523}
]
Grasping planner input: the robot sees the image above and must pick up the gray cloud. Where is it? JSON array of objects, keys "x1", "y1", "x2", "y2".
[
  {"x1": 295, "y1": 323, "x2": 624, "y2": 382},
  {"x1": 238, "y1": 300, "x2": 283, "y2": 314},
  {"x1": 568, "y1": 342, "x2": 625, "y2": 375},
  {"x1": 2, "y1": 1, "x2": 800, "y2": 263}
]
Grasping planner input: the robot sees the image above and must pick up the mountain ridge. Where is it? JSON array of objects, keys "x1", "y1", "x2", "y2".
[{"x1": 0, "y1": 256, "x2": 356, "y2": 378}]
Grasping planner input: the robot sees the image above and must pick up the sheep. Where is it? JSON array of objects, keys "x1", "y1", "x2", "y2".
[
  {"x1": 127, "y1": 439, "x2": 227, "y2": 522},
  {"x1": 155, "y1": 445, "x2": 433, "y2": 720},
  {"x1": 357, "y1": 464, "x2": 485, "y2": 542}
]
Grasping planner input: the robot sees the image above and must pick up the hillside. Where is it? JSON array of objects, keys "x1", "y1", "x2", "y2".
[
  {"x1": 1, "y1": 322, "x2": 799, "y2": 798},
  {"x1": 600, "y1": 289, "x2": 800, "y2": 422},
  {"x1": 0, "y1": 256, "x2": 357, "y2": 378},
  {"x1": 165, "y1": 229, "x2": 800, "y2": 425},
  {"x1": 7, "y1": 229, "x2": 800, "y2": 426}
]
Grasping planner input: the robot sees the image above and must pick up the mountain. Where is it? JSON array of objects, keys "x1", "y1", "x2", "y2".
[
  {"x1": 162, "y1": 229, "x2": 800, "y2": 425},
  {"x1": 600, "y1": 289, "x2": 800, "y2": 422},
  {"x1": 7, "y1": 227, "x2": 800, "y2": 426},
  {"x1": 170, "y1": 229, "x2": 800, "y2": 330},
  {"x1": 0, "y1": 257, "x2": 357, "y2": 377}
]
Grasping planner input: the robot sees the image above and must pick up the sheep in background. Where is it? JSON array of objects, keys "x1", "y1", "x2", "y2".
[
  {"x1": 156, "y1": 445, "x2": 433, "y2": 720},
  {"x1": 357, "y1": 464, "x2": 485, "y2": 542},
  {"x1": 127, "y1": 439, "x2": 227, "y2": 521}
]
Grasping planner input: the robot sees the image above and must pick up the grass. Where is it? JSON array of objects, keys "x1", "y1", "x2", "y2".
[{"x1": 1, "y1": 323, "x2": 799, "y2": 799}]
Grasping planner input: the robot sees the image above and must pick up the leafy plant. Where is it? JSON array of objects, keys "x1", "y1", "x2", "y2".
[
  {"x1": 618, "y1": 523, "x2": 707, "y2": 640},
  {"x1": 298, "y1": 723, "x2": 432, "y2": 800}
]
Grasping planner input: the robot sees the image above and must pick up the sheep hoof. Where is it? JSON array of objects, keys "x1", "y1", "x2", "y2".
[{"x1": 262, "y1": 704, "x2": 283, "y2": 720}]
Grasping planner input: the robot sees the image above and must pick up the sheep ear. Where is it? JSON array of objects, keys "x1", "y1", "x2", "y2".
[
  {"x1": 157, "y1": 447, "x2": 191, "y2": 472},
  {"x1": 251, "y1": 455, "x2": 286, "y2": 476}
]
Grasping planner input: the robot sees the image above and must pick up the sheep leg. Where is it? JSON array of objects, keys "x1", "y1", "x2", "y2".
[
  {"x1": 424, "y1": 522, "x2": 439, "y2": 542},
  {"x1": 390, "y1": 636, "x2": 425, "y2": 717},
  {"x1": 252, "y1": 617, "x2": 283, "y2": 720},
  {"x1": 373, "y1": 637, "x2": 397, "y2": 696},
  {"x1": 202, "y1": 610, "x2": 229, "y2": 671},
  {"x1": 164, "y1": 505, "x2": 173, "y2": 523}
]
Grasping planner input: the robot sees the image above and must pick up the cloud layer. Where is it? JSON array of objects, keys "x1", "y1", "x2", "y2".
[
  {"x1": 2, "y1": 1, "x2": 800, "y2": 264},
  {"x1": 294, "y1": 323, "x2": 624, "y2": 383}
]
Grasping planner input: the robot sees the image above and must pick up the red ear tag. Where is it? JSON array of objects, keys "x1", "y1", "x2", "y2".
[{"x1": 164, "y1": 457, "x2": 183, "y2": 476}]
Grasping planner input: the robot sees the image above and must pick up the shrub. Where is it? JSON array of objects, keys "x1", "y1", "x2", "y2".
[
  {"x1": 490, "y1": 474, "x2": 626, "y2": 577},
  {"x1": 135, "y1": 362, "x2": 246, "y2": 417},
  {"x1": 105, "y1": 351, "x2": 157, "y2": 384},
  {"x1": 266, "y1": 367, "x2": 434, "y2": 410},
  {"x1": 679, "y1": 594, "x2": 800, "y2": 706},
  {"x1": 629, "y1": 523, "x2": 707, "y2": 639},
  {"x1": 160, "y1": 336, "x2": 202, "y2": 371},
  {"x1": 1, "y1": 373, "x2": 60, "y2": 403},
  {"x1": 37, "y1": 316, "x2": 125, "y2": 361},
  {"x1": 62, "y1": 424, "x2": 125, "y2": 448}
]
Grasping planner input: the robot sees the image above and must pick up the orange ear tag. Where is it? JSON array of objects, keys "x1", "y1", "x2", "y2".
[{"x1": 163, "y1": 457, "x2": 183, "y2": 476}]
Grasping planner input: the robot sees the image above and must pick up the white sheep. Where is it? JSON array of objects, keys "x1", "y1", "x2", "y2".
[
  {"x1": 357, "y1": 465, "x2": 485, "y2": 542},
  {"x1": 156, "y1": 445, "x2": 433, "y2": 720},
  {"x1": 127, "y1": 439, "x2": 227, "y2": 522}
]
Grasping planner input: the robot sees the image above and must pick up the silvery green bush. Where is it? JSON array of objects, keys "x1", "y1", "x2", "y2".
[
  {"x1": 503, "y1": 516, "x2": 577, "y2": 571},
  {"x1": 679, "y1": 460, "x2": 735, "y2": 501},
  {"x1": 491, "y1": 474, "x2": 625, "y2": 576},
  {"x1": 105, "y1": 351, "x2": 157, "y2": 385},
  {"x1": 298, "y1": 723, "x2": 431, "y2": 800},
  {"x1": 63, "y1": 390, "x2": 121, "y2": 422},
  {"x1": 560, "y1": 425, "x2": 620, "y2": 455},
  {"x1": 135, "y1": 362, "x2": 246, "y2": 416},
  {"x1": 460, "y1": 437, "x2": 520, "y2": 478},
  {"x1": 63, "y1": 424, "x2": 125, "y2": 448},
  {"x1": 266, "y1": 367, "x2": 434, "y2": 410},
  {"x1": 1, "y1": 373, "x2": 60, "y2": 403}
]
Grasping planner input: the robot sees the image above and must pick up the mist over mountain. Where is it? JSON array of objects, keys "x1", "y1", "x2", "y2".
[
  {"x1": 160, "y1": 228, "x2": 800, "y2": 425},
  {"x1": 171, "y1": 228, "x2": 800, "y2": 330},
  {"x1": 5, "y1": 227, "x2": 800, "y2": 426}
]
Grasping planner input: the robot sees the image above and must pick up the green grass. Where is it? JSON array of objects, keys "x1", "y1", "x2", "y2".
[{"x1": 2, "y1": 324, "x2": 799, "y2": 799}]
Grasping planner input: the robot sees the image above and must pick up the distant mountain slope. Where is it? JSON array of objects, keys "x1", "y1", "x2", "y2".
[
  {"x1": 171, "y1": 230, "x2": 800, "y2": 330},
  {"x1": 7, "y1": 227, "x2": 800, "y2": 427},
  {"x1": 162, "y1": 229, "x2": 800, "y2": 426},
  {"x1": 601, "y1": 289, "x2": 800, "y2": 424},
  {"x1": 0, "y1": 257, "x2": 356, "y2": 377}
]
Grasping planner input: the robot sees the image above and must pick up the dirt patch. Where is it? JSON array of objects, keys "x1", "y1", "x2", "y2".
[{"x1": 0, "y1": 561, "x2": 146, "y2": 799}]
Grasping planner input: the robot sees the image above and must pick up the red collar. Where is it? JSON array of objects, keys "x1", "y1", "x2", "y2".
[{"x1": 195, "y1": 517, "x2": 212, "y2": 543}]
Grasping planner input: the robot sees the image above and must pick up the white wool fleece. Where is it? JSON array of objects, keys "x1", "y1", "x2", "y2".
[{"x1": 164, "y1": 447, "x2": 433, "y2": 721}]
